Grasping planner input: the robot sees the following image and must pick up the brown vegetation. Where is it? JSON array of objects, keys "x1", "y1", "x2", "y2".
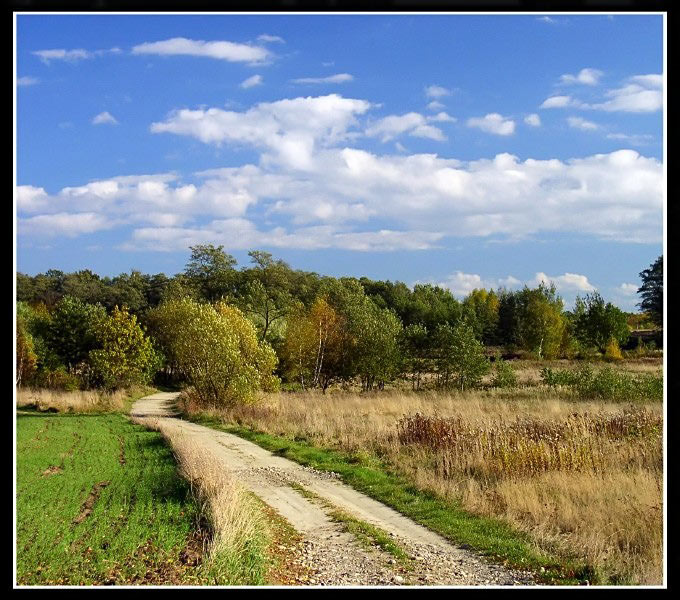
[{"x1": 195, "y1": 379, "x2": 663, "y2": 585}]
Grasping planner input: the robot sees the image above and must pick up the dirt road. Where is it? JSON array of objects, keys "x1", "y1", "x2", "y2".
[{"x1": 131, "y1": 392, "x2": 535, "y2": 586}]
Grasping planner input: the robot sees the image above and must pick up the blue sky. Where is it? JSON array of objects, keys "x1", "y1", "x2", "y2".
[{"x1": 15, "y1": 13, "x2": 664, "y2": 310}]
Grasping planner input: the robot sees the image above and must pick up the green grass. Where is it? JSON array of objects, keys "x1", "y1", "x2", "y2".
[
  {"x1": 187, "y1": 413, "x2": 596, "y2": 585},
  {"x1": 16, "y1": 411, "x2": 203, "y2": 585}
]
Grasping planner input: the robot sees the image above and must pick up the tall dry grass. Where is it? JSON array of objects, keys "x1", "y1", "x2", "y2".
[
  {"x1": 133, "y1": 417, "x2": 270, "y2": 585},
  {"x1": 196, "y1": 386, "x2": 663, "y2": 584},
  {"x1": 15, "y1": 387, "x2": 145, "y2": 413}
]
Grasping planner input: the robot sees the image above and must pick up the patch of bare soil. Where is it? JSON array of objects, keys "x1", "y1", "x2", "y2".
[
  {"x1": 72, "y1": 481, "x2": 110, "y2": 525},
  {"x1": 41, "y1": 465, "x2": 63, "y2": 477}
]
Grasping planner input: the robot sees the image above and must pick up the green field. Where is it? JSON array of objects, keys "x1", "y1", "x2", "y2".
[{"x1": 16, "y1": 411, "x2": 202, "y2": 585}]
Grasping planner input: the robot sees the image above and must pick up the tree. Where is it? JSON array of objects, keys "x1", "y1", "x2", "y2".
[
  {"x1": 638, "y1": 256, "x2": 663, "y2": 328},
  {"x1": 184, "y1": 244, "x2": 237, "y2": 303},
  {"x1": 351, "y1": 302, "x2": 403, "y2": 391},
  {"x1": 88, "y1": 306, "x2": 161, "y2": 389},
  {"x1": 16, "y1": 312, "x2": 37, "y2": 386},
  {"x1": 281, "y1": 297, "x2": 345, "y2": 392},
  {"x1": 433, "y1": 322, "x2": 490, "y2": 391},
  {"x1": 241, "y1": 250, "x2": 293, "y2": 341},
  {"x1": 572, "y1": 292, "x2": 629, "y2": 353},
  {"x1": 462, "y1": 288, "x2": 499, "y2": 344},
  {"x1": 517, "y1": 284, "x2": 565, "y2": 360},
  {"x1": 400, "y1": 323, "x2": 431, "y2": 390},
  {"x1": 45, "y1": 296, "x2": 106, "y2": 373},
  {"x1": 147, "y1": 298, "x2": 279, "y2": 406}
]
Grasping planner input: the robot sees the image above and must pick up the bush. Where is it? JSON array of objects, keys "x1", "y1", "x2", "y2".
[
  {"x1": 541, "y1": 365, "x2": 662, "y2": 402},
  {"x1": 604, "y1": 339, "x2": 623, "y2": 361},
  {"x1": 88, "y1": 306, "x2": 161, "y2": 390},
  {"x1": 147, "y1": 298, "x2": 279, "y2": 407},
  {"x1": 492, "y1": 357, "x2": 518, "y2": 388}
]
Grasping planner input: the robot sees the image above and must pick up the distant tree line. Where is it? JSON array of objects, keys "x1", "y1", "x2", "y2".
[{"x1": 16, "y1": 247, "x2": 662, "y2": 402}]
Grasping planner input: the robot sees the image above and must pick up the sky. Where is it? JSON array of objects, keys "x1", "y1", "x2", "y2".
[{"x1": 15, "y1": 13, "x2": 664, "y2": 311}]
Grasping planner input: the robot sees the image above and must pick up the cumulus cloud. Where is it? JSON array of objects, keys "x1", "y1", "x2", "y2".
[
  {"x1": 542, "y1": 74, "x2": 662, "y2": 113},
  {"x1": 240, "y1": 74, "x2": 263, "y2": 89},
  {"x1": 590, "y1": 74, "x2": 662, "y2": 112},
  {"x1": 132, "y1": 37, "x2": 270, "y2": 64},
  {"x1": 425, "y1": 85, "x2": 450, "y2": 99},
  {"x1": 291, "y1": 73, "x2": 354, "y2": 84},
  {"x1": 560, "y1": 68, "x2": 603, "y2": 86},
  {"x1": 92, "y1": 111, "x2": 118, "y2": 125},
  {"x1": 467, "y1": 113, "x2": 515, "y2": 136},
  {"x1": 19, "y1": 95, "x2": 663, "y2": 250},
  {"x1": 17, "y1": 76, "x2": 39, "y2": 86},
  {"x1": 19, "y1": 212, "x2": 115, "y2": 237},
  {"x1": 524, "y1": 113, "x2": 541, "y2": 127},
  {"x1": 365, "y1": 112, "x2": 447, "y2": 142},
  {"x1": 540, "y1": 95, "x2": 581, "y2": 109},
  {"x1": 532, "y1": 272, "x2": 596, "y2": 292},
  {"x1": 150, "y1": 94, "x2": 371, "y2": 169},
  {"x1": 33, "y1": 48, "x2": 92, "y2": 64},
  {"x1": 619, "y1": 282, "x2": 638, "y2": 295},
  {"x1": 424, "y1": 271, "x2": 523, "y2": 298},
  {"x1": 567, "y1": 116, "x2": 599, "y2": 131},
  {"x1": 257, "y1": 34, "x2": 285, "y2": 43},
  {"x1": 426, "y1": 101, "x2": 445, "y2": 111}
]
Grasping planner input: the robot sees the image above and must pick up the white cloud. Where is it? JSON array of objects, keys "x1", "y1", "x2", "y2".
[
  {"x1": 425, "y1": 85, "x2": 450, "y2": 99},
  {"x1": 240, "y1": 74, "x2": 263, "y2": 89},
  {"x1": 428, "y1": 112, "x2": 456, "y2": 123},
  {"x1": 606, "y1": 132, "x2": 654, "y2": 146},
  {"x1": 395, "y1": 142, "x2": 407, "y2": 153},
  {"x1": 92, "y1": 111, "x2": 118, "y2": 125},
  {"x1": 365, "y1": 112, "x2": 446, "y2": 142},
  {"x1": 590, "y1": 74, "x2": 662, "y2": 112},
  {"x1": 151, "y1": 94, "x2": 371, "y2": 169},
  {"x1": 524, "y1": 113, "x2": 541, "y2": 127},
  {"x1": 543, "y1": 74, "x2": 662, "y2": 113},
  {"x1": 19, "y1": 212, "x2": 115, "y2": 237},
  {"x1": 33, "y1": 48, "x2": 92, "y2": 64},
  {"x1": 499, "y1": 275, "x2": 522, "y2": 288},
  {"x1": 132, "y1": 37, "x2": 270, "y2": 64},
  {"x1": 426, "y1": 101, "x2": 445, "y2": 111},
  {"x1": 467, "y1": 113, "x2": 515, "y2": 136},
  {"x1": 567, "y1": 116, "x2": 599, "y2": 131},
  {"x1": 619, "y1": 282, "x2": 638, "y2": 295},
  {"x1": 257, "y1": 34, "x2": 284, "y2": 43},
  {"x1": 426, "y1": 272, "x2": 523, "y2": 298},
  {"x1": 560, "y1": 68, "x2": 603, "y2": 86},
  {"x1": 532, "y1": 272, "x2": 596, "y2": 292},
  {"x1": 540, "y1": 95, "x2": 581, "y2": 109},
  {"x1": 19, "y1": 95, "x2": 663, "y2": 250},
  {"x1": 17, "y1": 76, "x2": 39, "y2": 87},
  {"x1": 291, "y1": 73, "x2": 354, "y2": 84},
  {"x1": 536, "y1": 16, "x2": 556, "y2": 24}
]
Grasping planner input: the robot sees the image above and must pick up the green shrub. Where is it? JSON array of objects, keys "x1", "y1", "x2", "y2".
[
  {"x1": 492, "y1": 357, "x2": 518, "y2": 388},
  {"x1": 541, "y1": 365, "x2": 662, "y2": 402}
]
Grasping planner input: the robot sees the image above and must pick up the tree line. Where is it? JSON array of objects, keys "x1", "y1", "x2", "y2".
[{"x1": 16, "y1": 247, "x2": 662, "y2": 403}]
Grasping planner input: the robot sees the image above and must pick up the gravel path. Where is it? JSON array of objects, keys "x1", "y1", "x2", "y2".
[{"x1": 131, "y1": 392, "x2": 536, "y2": 587}]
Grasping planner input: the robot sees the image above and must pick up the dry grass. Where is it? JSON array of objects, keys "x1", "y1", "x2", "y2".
[
  {"x1": 198, "y1": 384, "x2": 663, "y2": 585},
  {"x1": 132, "y1": 417, "x2": 270, "y2": 584},
  {"x1": 15, "y1": 387, "x2": 148, "y2": 413}
]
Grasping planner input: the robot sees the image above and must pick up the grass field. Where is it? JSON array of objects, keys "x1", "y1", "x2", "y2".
[{"x1": 16, "y1": 411, "x2": 205, "y2": 585}]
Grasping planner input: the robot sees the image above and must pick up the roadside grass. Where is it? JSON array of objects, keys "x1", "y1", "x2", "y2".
[
  {"x1": 131, "y1": 416, "x2": 273, "y2": 586},
  {"x1": 16, "y1": 412, "x2": 202, "y2": 585},
  {"x1": 16, "y1": 385, "x2": 156, "y2": 415},
  {"x1": 186, "y1": 413, "x2": 590, "y2": 585}
]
